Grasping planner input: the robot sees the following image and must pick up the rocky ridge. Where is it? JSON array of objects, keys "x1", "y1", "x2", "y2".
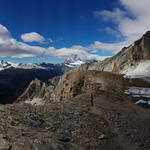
[
  {"x1": 16, "y1": 70, "x2": 150, "y2": 105},
  {"x1": 77, "y1": 31, "x2": 150, "y2": 73}
]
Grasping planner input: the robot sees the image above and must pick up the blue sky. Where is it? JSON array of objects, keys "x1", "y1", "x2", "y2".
[{"x1": 0, "y1": 0, "x2": 150, "y2": 64}]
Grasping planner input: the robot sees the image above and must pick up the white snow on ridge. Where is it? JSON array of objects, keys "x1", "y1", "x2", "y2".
[
  {"x1": 8, "y1": 61, "x2": 19, "y2": 68},
  {"x1": 135, "y1": 99, "x2": 150, "y2": 105},
  {"x1": 135, "y1": 99, "x2": 147, "y2": 104},
  {"x1": 0, "y1": 60, "x2": 11, "y2": 70},
  {"x1": 0, "y1": 68, "x2": 4, "y2": 71},
  {"x1": 125, "y1": 87, "x2": 150, "y2": 106},
  {"x1": 124, "y1": 87, "x2": 150, "y2": 98},
  {"x1": 16, "y1": 63, "x2": 46, "y2": 70},
  {"x1": 65, "y1": 60, "x2": 85, "y2": 68},
  {"x1": 0, "y1": 60, "x2": 47, "y2": 71},
  {"x1": 123, "y1": 60, "x2": 150, "y2": 79},
  {"x1": 70, "y1": 60, "x2": 85, "y2": 65}
]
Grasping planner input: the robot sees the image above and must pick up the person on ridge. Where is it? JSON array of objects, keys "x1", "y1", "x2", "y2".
[{"x1": 89, "y1": 88, "x2": 94, "y2": 106}]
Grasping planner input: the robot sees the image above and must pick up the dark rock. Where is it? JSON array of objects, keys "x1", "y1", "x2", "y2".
[{"x1": 58, "y1": 136, "x2": 71, "y2": 142}]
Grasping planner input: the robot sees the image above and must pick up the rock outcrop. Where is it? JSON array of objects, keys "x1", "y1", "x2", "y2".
[
  {"x1": 16, "y1": 70, "x2": 150, "y2": 104},
  {"x1": 15, "y1": 74, "x2": 68, "y2": 104},
  {"x1": 60, "y1": 71, "x2": 125, "y2": 100},
  {"x1": 78, "y1": 31, "x2": 150, "y2": 73},
  {"x1": 15, "y1": 78, "x2": 55, "y2": 105}
]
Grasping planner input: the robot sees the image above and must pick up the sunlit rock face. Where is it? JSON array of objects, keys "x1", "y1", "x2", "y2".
[{"x1": 77, "y1": 31, "x2": 150, "y2": 74}]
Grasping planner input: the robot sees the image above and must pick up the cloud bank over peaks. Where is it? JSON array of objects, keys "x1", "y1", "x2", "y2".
[
  {"x1": 45, "y1": 46, "x2": 106, "y2": 61},
  {"x1": 0, "y1": 24, "x2": 108, "y2": 61}
]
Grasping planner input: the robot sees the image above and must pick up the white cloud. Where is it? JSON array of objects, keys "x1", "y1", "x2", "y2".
[
  {"x1": 91, "y1": 50, "x2": 98, "y2": 53},
  {"x1": 21, "y1": 32, "x2": 45, "y2": 43},
  {"x1": 89, "y1": 40, "x2": 130, "y2": 54},
  {"x1": 0, "y1": 24, "x2": 109, "y2": 61},
  {"x1": 48, "y1": 38, "x2": 54, "y2": 43},
  {"x1": 105, "y1": 27, "x2": 121, "y2": 38},
  {"x1": 45, "y1": 46, "x2": 106, "y2": 61},
  {"x1": 0, "y1": 25, "x2": 45, "y2": 58},
  {"x1": 95, "y1": 8, "x2": 125, "y2": 23},
  {"x1": 0, "y1": 24, "x2": 11, "y2": 40},
  {"x1": 94, "y1": 0, "x2": 150, "y2": 49},
  {"x1": 1, "y1": 1, "x2": 149, "y2": 61}
]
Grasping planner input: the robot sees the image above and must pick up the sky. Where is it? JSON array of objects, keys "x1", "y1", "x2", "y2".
[{"x1": 0, "y1": 0, "x2": 150, "y2": 64}]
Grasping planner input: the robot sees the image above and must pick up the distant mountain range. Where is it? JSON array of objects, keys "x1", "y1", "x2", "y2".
[
  {"x1": 0, "y1": 54, "x2": 98, "y2": 71},
  {"x1": 0, "y1": 60, "x2": 64, "y2": 71},
  {"x1": 0, "y1": 60, "x2": 46, "y2": 71},
  {"x1": 0, "y1": 61, "x2": 68, "y2": 104},
  {"x1": 0, "y1": 55, "x2": 99, "y2": 104}
]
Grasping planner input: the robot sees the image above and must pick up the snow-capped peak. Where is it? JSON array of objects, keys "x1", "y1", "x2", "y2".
[
  {"x1": 0, "y1": 60, "x2": 12, "y2": 70},
  {"x1": 64, "y1": 54, "x2": 97, "y2": 67},
  {"x1": 0, "y1": 60, "x2": 47, "y2": 71},
  {"x1": 64, "y1": 54, "x2": 81, "y2": 64}
]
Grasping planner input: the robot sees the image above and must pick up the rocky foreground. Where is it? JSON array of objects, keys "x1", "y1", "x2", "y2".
[{"x1": 0, "y1": 89, "x2": 150, "y2": 150}]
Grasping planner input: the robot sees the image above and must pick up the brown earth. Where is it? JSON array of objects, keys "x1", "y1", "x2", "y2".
[
  {"x1": 60, "y1": 70, "x2": 150, "y2": 101},
  {"x1": 1, "y1": 90, "x2": 150, "y2": 150},
  {"x1": 8, "y1": 70, "x2": 150, "y2": 150}
]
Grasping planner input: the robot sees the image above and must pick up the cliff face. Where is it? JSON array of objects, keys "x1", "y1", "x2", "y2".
[
  {"x1": 78, "y1": 31, "x2": 150, "y2": 73},
  {"x1": 15, "y1": 74, "x2": 70, "y2": 104}
]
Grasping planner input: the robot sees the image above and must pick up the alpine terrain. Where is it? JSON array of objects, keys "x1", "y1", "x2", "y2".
[{"x1": 0, "y1": 32, "x2": 150, "y2": 150}]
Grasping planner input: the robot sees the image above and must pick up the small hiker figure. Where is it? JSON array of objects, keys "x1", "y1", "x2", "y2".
[{"x1": 89, "y1": 88, "x2": 94, "y2": 106}]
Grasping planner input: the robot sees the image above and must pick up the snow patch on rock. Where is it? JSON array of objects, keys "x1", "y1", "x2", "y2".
[
  {"x1": 25, "y1": 98, "x2": 43, "y2": 106},
  {"x1": 124, "y1": 87, "x2": 150, "y2": 98},
  {"x1": 123, "y1": 60, "x2": 150, "y2": 79}
]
